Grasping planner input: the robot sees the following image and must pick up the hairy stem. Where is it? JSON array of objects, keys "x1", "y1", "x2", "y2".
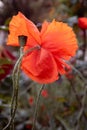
[
  {"x1": 67, "y1": 61, "x2": 86, "y2": 82},
  {"x1": 2, "y1": 45, "x2": 40, "y2": 130},
  {"x1": 76, "y1": 84, "x2": 87, "y2": 130},
  {"x1": 70, "y1": 82, "x2": 87, "y2": 122},
  {"x1": 32, "y1": 84, "x2": 45, "y2": 130}
]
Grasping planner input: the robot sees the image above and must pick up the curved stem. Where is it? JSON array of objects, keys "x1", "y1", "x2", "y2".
[
  {"x1": 2, "y1": 45, "x2": 40, "y2": 130},
  {"x1": 70, "y1": 81, "x2": 87, "y2": 124},
  {"x1": 2, "y1": 47, "x2": 23, "y2": 130},
  {"x1": 11, "y1": 49, "x2": 23, "y2": 116},
  {"x1": 66, "y1": 61, "x2": 86, "y2": 83},
  {"x1": 76, "y1": 84, "x2": 87, "y2": 125},
  {"x1": 10, "y1": 55, "x2": 22, "y2": 130},
  {"x1": 32, "y1": 84, "x2": 45, "y2": 130},
  {"x1": 83, "y1": 30, "x2": 86, "y2": 60}
]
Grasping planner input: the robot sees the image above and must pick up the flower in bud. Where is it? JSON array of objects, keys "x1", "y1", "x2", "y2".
[{"x1": 18, "y1": 35, "x2": 27, "y2": 47}]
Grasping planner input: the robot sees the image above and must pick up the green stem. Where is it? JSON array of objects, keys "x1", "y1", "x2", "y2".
[
  {"x1": 2, "y1": 47, "x2": 23, "y2": 130},
  {"x1": 83, "y1": 29, "x2": 86, "y2": 60},
  {"x1": 10, "y1": 50, "x2": 22, "y2": 130},
  {"x1": 2, "y1": 45, "x2": 40, "y2": 130},
  {"x1": 76, "y1": 84, "x2": 87, "y2": 122},
  {"x1": 70, "y1": 81, "x2": 87, "y2": 123},
  {"x1": 32, "y1": 84, "x2": 45, "y2": 130},
  {"x1": 67, "y1": 61, "x2": 86, "y2": 83},
  {"x1": 11, "y1": 47, "x2": 23, "y2": 116}
]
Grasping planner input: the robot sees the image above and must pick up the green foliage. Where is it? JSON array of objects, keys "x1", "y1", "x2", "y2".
[{"x1": 0, "y1": 58, "x2": 12, "y2": 65}]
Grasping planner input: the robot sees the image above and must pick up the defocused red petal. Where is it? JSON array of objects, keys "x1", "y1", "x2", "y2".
[
  {"x1": 7, "y1": 12, "x2": 40, "y2": 47},
  {"x1": 78, "y1": 17, "x2": 87, "y2": 29},
  {"x1": 0, "y1": 47, "x2": 15, "y2": 80},
  {"x1": 21, "y1": 48, "x2": 58, "y2": 83},
  {"x1": 2, "y1": 49, "x2": 16, "y2": 60},
  {"x1": 26, "y1": 124, "x2": 32, "y2": 129}
]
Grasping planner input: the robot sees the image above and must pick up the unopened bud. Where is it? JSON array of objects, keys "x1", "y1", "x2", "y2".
[{"x1": 18, "y1": 35, "x2": 27, "y2": 46}]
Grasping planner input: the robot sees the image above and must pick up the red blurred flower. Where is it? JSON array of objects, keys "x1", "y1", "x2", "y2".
[
  {"x1": 29, "y1": 97, "x2": 34, "y2": 106},
  {"x1": 25, "y1": 124, "x2": 32, "y2": 130},
  {"x1": 0, "y1": 45, "x2": 15, "y2": 60},
  {"x1": 41, "y1": 89, "x2": 48, "y2": 98},
  {"x1": 7, "y1": 12, "x2": 78, "y2": 84},
  {"x1": 78, "y1": 17, "x2": 87, "y2": 29},
  {"x1": 0, "y1": 45, "x2": 15, "y2": 80}
]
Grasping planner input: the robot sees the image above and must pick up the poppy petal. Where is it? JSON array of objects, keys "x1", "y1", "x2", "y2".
[
  {"x1": 7, "y1": 12, "x2": 40, "y2": 47},
  {"x1": 21, "y1": 48, "x2": 58, "y2": 83},
  {"x1": 41, "y1": 21, "x2": 49, "y2": 36},
  {"x1": 54, "y1": 55, "x2": 70, "y2": 75},
  {"x1": 41, "y1": 20, "x2": 78, "y2": 60}
]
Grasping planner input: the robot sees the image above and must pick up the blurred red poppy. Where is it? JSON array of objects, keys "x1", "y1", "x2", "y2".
[
  {"x1": 29, "y1": 97, "x2": 34, "y2": 106},
  {"x1": 41, "y1": 89, "x2": 48, "y2": 98},
  {"x1": 0, "y1": 45, "x2": 15, "y2": 80},
  {"x1": 7, "y1": 12, "x2": 78, "y2": 84},
  {"x1": 78, "y1": 17, "x2": 87, "y2": 29},
  {"x1": 25, "y1": 124, "x2": 32, "y2": 130}
]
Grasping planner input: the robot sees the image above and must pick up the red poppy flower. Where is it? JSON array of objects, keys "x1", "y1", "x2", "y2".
[
  {"x1": 7, "y1": 12, "x2": 78, "y2": 84},
  {"x1": 78, "y1": 17, "x2": 87, "y2": 29}
]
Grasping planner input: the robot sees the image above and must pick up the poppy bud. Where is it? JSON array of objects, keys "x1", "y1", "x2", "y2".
[
  {"x1": 18, "y1": 35, "x2": 27, "y2": 46},
  {"x1": 78, "y1": 17, "x2": 87, "y2": 29}
]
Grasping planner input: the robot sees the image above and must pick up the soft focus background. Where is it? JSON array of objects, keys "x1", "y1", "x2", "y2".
[{"x1": 0, "y1": 0, "x2": 87, "y2": 130}]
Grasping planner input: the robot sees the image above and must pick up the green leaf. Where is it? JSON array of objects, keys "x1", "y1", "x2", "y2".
[
  {"x1": 0, "y1": 59, "x2": 12, "y2": 65},
  {"x1": 4, "y1": 18, "x2": 11, "y2": 26},
  {"x1": 56, "y1": 97, "x2": 67, "y2": 103}
]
